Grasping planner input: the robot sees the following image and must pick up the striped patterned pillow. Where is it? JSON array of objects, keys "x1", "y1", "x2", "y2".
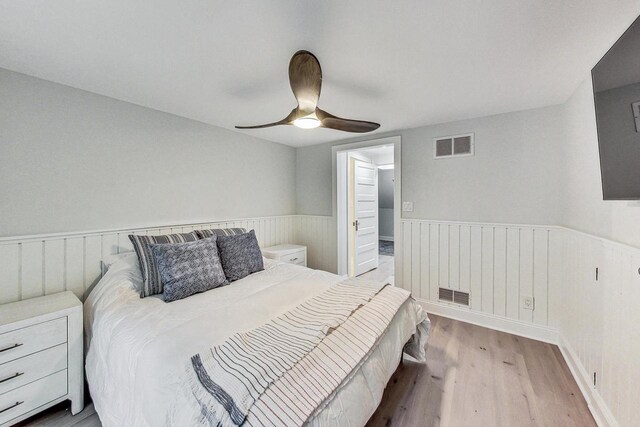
[
  {"x1": 129, "y1": 232, "x2": 199, "y2": 297},
  {"x1": 195, "y1": 228, "x2": 246, "y2": 239}
]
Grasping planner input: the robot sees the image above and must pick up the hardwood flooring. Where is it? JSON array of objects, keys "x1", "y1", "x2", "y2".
[
  {"x1": 21, "y1": 314, "x2": 594, "y2": 427},
  {"x1": 366, "y1": 315, "x2": 596, "y2": 427},
  {"x1": 16, "y1": 402, "x2": 99, "y2": 427},
  {"x1": 359, "y1": 254, "x2": 395, "y2": 283}
]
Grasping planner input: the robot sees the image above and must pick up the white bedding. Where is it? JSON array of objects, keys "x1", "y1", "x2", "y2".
[{"x1": 85, "y1": 255, "x2": 428, "y2": 427}]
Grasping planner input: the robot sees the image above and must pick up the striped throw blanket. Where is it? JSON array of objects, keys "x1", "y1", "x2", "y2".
[{"x1": 187, "y1": 279, "x2": 428, "y2": 427}]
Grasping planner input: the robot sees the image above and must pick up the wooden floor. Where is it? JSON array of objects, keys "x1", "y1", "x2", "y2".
[
  {"x1": 359, "y1": 254, "x2": 395, "y2": 283},
  {"x1": 17, "y1": 402, "x2": 99, "y2": 427},
  {"x1": 366, "y1": 315, "x2": 596, "y2": 427},
  {"x1": 20, "y1": 315, "x2": 595, "y2": 427}
]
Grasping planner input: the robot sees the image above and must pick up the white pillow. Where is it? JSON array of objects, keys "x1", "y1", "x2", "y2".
[{"x1": 102, "y1": 252, "x2": 137, "y2": 270}]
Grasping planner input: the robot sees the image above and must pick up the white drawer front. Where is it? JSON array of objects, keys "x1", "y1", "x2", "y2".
[
  {"x1": 0, "y1": 318, "x2": 67, "y2": 365},
  {"x1": 282, "y1": 250, "x2": 305, "y2": 264},
  {"x1": 0, "y1": 369, "x2": 67, "y2": 425},
  {"x1": 0, "y1": 344, "x2": 67, "y2": 395}
]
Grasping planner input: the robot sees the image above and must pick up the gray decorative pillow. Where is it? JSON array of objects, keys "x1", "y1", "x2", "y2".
[
  {"x1": 150, "y1": 236, "x2": 228, "y2": 302},
  {"x1": 217, "y1": 230, "x2": 264, "y2": 282},
  {"x1": 129, "y1": 232, "x2": 199, "y2": 297},
  {"x1": 195, "y1": 228, "x2": 246, "y2": 239}
]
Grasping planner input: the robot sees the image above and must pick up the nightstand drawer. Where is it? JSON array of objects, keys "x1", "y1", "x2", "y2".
[
  {"x1": 282, "y1": 250, "x2": 305, "y2": 264},
  {"x1": 0, "y1": 318, "x2": 67, "y2": 365},
  {"x1": 0, "y1": 369, "x2": 67, "y2": 425},
  {"x1": 0, "y1": 344, "x2": 67, "y2": 395}
]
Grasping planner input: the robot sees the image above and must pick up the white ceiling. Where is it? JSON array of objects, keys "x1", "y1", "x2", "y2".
[{"x1": 0, "y1": 1, "x2": 638, "y2": 147}]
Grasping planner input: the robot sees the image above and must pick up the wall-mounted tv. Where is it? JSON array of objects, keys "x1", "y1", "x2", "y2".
[{"x1": 592, "y1": 14, "x2": 640, "y2": 200}]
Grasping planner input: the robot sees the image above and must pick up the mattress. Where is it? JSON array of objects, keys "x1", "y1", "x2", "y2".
[{"x1": 84, "y1": 254, "x2": 429, "y2": 426}]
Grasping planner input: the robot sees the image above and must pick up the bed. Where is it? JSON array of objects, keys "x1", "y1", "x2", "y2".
[{"x1": 84, "y1": 254, "x2": 429, "y2": 426}]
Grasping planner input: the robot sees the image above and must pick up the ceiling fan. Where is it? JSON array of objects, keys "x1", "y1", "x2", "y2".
[{"x1": 236, "y1": 50, "x2": 380, "y2": 133}]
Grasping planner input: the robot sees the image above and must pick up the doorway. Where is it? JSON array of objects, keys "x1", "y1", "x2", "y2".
[{"x1": 334, "y1": 137, "x2": 401, "y2": 284}]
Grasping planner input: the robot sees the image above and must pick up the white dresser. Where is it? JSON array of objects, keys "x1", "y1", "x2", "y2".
[
  {"x1": 262, "y1": 244, "x2": 307, "y2": 267},
  {"x1": 0, "y1": 291, "x2": 84, "y2": 426}
]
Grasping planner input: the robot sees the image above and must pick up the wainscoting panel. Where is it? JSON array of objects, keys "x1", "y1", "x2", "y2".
[
  {"x1": 0, "y1": 215, "x2": 299, "y2": 304},
  {"x1": 559, "y1": 229, "x2": 640, "y2": 427},
  {"x1": 399, "y1": 219, "x2": 560, "y2": 328},
  {"x1": 293, "y1": 215, "x2": 337, "y2": 274}
]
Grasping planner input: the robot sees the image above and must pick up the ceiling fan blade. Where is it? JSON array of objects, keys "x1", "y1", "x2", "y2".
[
  {"x1": 316, "y1": 108, "x2": 380, "y2": 133},
  {"x1": 289, "y1": 50, "x2": 322, "y2": 114},
  {"x1": 235, "y1": 121, "x2": 289, "y2": 130},
  {"x1": 235, "y1": 110, "x2": 296, "y2": 130}
]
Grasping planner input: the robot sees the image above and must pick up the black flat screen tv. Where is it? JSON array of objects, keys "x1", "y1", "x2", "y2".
[{"x1": 592, "y1": 14, "x2": 640, "y2": 200}]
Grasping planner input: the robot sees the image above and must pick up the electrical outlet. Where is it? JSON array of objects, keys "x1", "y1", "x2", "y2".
[
  {"x1": 522, "y1": 296, "x2": 535, "y2": 310},
  {"x1": 402, "y1": 201, "x2": 414, "y2": 212}
]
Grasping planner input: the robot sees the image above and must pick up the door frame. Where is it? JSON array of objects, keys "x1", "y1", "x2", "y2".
[{"x1": 333, "y1": 136, "x2": 401, "y2": 277}]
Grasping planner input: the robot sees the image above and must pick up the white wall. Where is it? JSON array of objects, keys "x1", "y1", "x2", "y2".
[
  {"x1": 296, "y1": 104, "x2": 564, "y2": 225},
  {"x1": 402, "y1": 107, "x2": 564, "y2": 224},
  {"x1": 0, "y1": 68, "x2": 296, "y2": 237},
  {"x1": 296, "y1": 143, "x2": 333, "y2": 216},
  {"x1": 561, "y1": 77, "x2": 640, "y2": 247}
]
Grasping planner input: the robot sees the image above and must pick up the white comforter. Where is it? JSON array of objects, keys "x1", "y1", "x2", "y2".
[{"x1": 85, "y1": 255, "x2": 428, "y2": 427}]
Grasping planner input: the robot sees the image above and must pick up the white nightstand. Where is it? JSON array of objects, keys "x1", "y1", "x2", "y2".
[
  {"x1": 0, "y1": 291, "x2": 84, "y2": 426},
  {"x1": 262, "y1": 244, "x2": 307, "y2": 267}
]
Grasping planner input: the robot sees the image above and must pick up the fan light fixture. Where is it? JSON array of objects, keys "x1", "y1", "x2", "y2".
[
  {"x1": 293, "y1": 117, "x2": 321, "y2": 129},
  {"x1": 235, "y1": 50, "x2": 380, "y2": 133}
]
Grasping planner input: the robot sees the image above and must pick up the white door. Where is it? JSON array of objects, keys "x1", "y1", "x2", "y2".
[{"x1": 351, "y1": 159, "x2": 379, "y2": 276}]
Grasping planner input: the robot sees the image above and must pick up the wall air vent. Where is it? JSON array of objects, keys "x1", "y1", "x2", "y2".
[
  {"x1": 439, "y1": 287, "x2": 454, "y2": 302},
  {"x1": 453, "y1": 290, "x2": 470, "y2": 306},
  {"x1": 434, "y1": 133, "x2": 474, "y2": 158},
  {"x1": 439, "y1": 287, "x2": 470, "y2": 306}
]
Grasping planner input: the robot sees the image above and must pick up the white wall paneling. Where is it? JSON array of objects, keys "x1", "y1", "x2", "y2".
[
  {"x1": 396, "y1": 219, "x2": 639, "y2": 427},
  {"x1": 0, "y1": 215, "x2": 303, "y2": 304},
  {"x1": 293, "y1": 215, "x2": 337, "y2": 274},
  {"x1": 559, "y1": 228, "x2": 640, "y2": 427},
  {"x1": 399, "y1": 219, "x2": 560, "y2": 332}
]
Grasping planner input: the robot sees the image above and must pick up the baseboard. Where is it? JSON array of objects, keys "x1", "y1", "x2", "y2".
[
  {"x1": 558, "y1": 335, "x2": 618, "y2": 427},
  {"x1": 379, "y1": 236, "x2": 394, "y2": 242},
  {"x1": 417, "y1": 299, "x2": 559, "y2": 344}
]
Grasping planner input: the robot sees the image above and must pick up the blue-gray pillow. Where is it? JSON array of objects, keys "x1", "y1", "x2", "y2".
[
  {"x1": 195, "y1": 227, "x2": 246, "y2": 239},
  {"x1": 129, "y1": 232, "x2": 199, "y2": 297},
  {"x1": 217, "y1": 230, "x2": 264, "y2": 282},
  {"x1": 150, "y1": 236, "x2": 228, "y2": 302}
]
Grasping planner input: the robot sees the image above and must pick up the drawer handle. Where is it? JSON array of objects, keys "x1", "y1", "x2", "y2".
[
  {"x1": 0, "y1": 401, "x2": 23, "y2": 414},
  {"x1": 0, "y1": 372, "x2": 24, "y2": 384},
  {"x1": 0, "y1": 343, "x2": 23, "y2": 353},
  {"x1": 290, "y1": 257, "x2": 299, "y2": 261}
]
